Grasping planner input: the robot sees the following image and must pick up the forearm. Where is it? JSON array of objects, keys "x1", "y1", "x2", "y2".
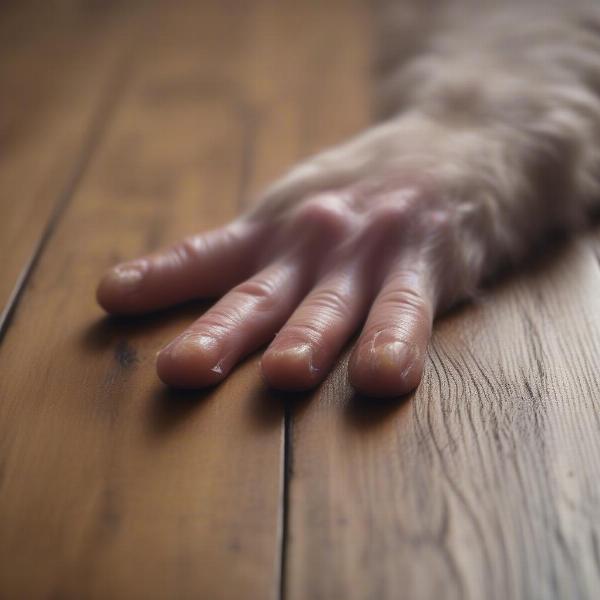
[
  {"x1": 373, "y1": 0, "x2": 600, "y2": 295},
  {"x1": 250, "y1": 0, "x2": 600, "y2": 313}
]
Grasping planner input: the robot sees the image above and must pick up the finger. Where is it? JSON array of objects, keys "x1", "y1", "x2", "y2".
[
  {"x1": 156, "y1": 259, "x2": 309, "y2": 388},
  {"x1": 97, "y1": 222, "x2": 258, "y2": 315},
  {"x1": 348, "y1": 255, "x2": 435, "y2": 398},
  {"x1": 251, "y1": 133, "x2": 374, "y2": 219},
  {"x1": 261, "y1": 263, "x2": 371, "y2": 391}
]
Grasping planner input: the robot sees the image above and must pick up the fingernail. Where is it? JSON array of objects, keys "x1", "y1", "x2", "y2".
[
  {"x1": 106, "y1": 261, "x2": 145, "y2": 292},
  {"x1": 268, "y1": 342, "x2": 318, "y2": 375},
  {"x1": 353, "y1": 339, "x2": 413, "y2": 374},
  {"x1": 161, "y1": 334, "x2": 218, "y2": 360},
  {"x1": 375, "y1": 341, "x2": 411, "y2": 370},
  {"x1": 156, "y1": 333, "x2": 229, "y2": 387}
]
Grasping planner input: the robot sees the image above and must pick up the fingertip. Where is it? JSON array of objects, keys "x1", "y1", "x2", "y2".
[
  {"x1": 96, "y1": 261, "x2": 147, "y2": 314},
  {"x1": 261, "y1": 343, "x2": 320, "y2": 391},
  {"x1": 348, "y1": 339, "x2": 424, "y2": 398},
  {"x1": 156, "y1": 334, "x2": 227, "y2": 388}
]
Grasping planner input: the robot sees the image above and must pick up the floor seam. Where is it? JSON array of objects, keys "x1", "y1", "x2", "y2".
[
  {"x1": 278, "y1": 399, "x2": 293, "y2": 600},
  {"x1": 0, "y1": 58, "x2": 130, "y2": 344}
]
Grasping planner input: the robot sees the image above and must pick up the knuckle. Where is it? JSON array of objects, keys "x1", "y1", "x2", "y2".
[
  {"x1": 201, "y1": 275, "x2": 280, "y2": 332},
  {"x1": 235, "y1": 277, "x2": 276, "y2": 300},
  {"x1": 427, "y1": 208, "x2": 452, "y2": 229},
  {"x1": 378, "y1": 282, "x2": 430, "y2": 318},
  {"x1": 418, "y1": 208, "x2": 454, "y2": 240},
  {"x1": 361, "y1": 194, "x2": 455, "y2": 254},
  {"x1": 365, "y1": 199, "x2": 417, "y2": 236},
  {"x1": 170, "y1": 236, "x2": 201, "y2": 265},
  {"x1": 200, "y1": 310, "x2": 238, "y2": 334},
  {"x1": 275, "y1": 286, "x2": 352, "y2": 348},
  {"x1": 307, "y1": 287, "x2": 352, "y2": 321},
  {"x1": 278, "y1": 321, "x2": 324, "y2": 347},
  {"x1": 232, "y1": 277, "x2": 280, "y2": 311},
  {"x1": 293, "y1": 194, "x2": 352, "y2": 240},
  {"x1": 176, "y1": 227, "x2": 238, "y2": 260}
]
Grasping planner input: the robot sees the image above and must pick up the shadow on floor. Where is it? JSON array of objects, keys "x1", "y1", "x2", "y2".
[
  {"x1": 344, "y1": 390, "x2": 413, "y2": 431},
  {"x1": 78, "y1": 226, "x2": 600, "y2": 436},
  {"x1": 81, "y1": 299, "x2": 212, "y2": 352}
]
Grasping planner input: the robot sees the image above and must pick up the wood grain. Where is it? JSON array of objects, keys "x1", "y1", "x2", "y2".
[
  {"x1": 0, "y1": 0, "x2": 141, "y2": 322},
  {"x1": 233, "y1": 0, "x2": 371, "y2": 204},
  {"x1": 0, "y1": 2, "x2": 288, "y2": 598},
  {"x1": 0, "y1": 0, "x2": 374, "y2": 597},
  {"x1": 286, "y1": 238, "x2": 600, "y2": 600},
  {"x1": 5, "y1": 1, "x2": 600, "y2": 599}
]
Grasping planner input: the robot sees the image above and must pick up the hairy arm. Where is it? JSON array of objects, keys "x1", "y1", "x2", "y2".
[
  {"x1": 97, "y1": 0, "x2": 600, "y2": 397},
  {"x1": 374, "y1": 0, "x2": 600, "y2": 299}
]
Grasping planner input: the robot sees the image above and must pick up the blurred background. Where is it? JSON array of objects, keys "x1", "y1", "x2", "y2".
[{"x1": 0, "y1": 0, "x2": 372, "y2": 326}]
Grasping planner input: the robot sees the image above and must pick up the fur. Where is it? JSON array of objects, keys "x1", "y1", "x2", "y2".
[{"x1": 251, "y1": 0, "x2": 600, "y2": 308}]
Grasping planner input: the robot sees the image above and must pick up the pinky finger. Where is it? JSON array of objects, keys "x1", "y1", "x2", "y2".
[{"x1": 348, "y1": 255, "x2": 436, "y2": 398}]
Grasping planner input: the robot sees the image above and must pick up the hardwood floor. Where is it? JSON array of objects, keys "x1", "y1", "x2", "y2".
[{"x1": 1, "y1": 1, "x2": 600, "y2": 598}]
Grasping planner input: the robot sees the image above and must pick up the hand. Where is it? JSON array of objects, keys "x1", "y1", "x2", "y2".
[{"x1": 97, "y1": 120, "x2": 473, "y2": 397}]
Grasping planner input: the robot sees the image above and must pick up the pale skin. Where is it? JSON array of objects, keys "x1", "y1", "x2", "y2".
[
  {"x1": 97, "y1": 171, "x2": 443, "y2": 397},
  {"x1": 97, "y1": 0, "x2": 600, "y2": 397}
]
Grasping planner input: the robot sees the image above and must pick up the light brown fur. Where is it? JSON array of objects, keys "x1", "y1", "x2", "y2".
[{"x1": 253, "y1": 0, "x2": 600, "y2": 307}]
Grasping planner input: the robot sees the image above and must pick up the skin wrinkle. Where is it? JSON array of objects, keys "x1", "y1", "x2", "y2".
[{"x1": 97, "y1": 0, "x2": 600, "y2": 396}]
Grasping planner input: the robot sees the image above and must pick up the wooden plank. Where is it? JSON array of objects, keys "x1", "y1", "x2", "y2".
[
  {"x1": 276, "y1": 4, "x2": 600, "y2": 596},
  {"x1": 232, "y1": 0, "x2": 371, "y2": 204},
  {"x1": 0, "y1": 0, "x2": 376, "y2": 595},
  {"x1": 0, "y1": 1, "x2": 143, "y2": 321},
  {"x1": 286, "y1": 238, "x2": 600, "y2": 600},
  {"x1": 5, "y1": 2, "x2": 600, "y2": 599},
  {"x1": 0, "y1": 2, "x2": 289, "y2": 598}
]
